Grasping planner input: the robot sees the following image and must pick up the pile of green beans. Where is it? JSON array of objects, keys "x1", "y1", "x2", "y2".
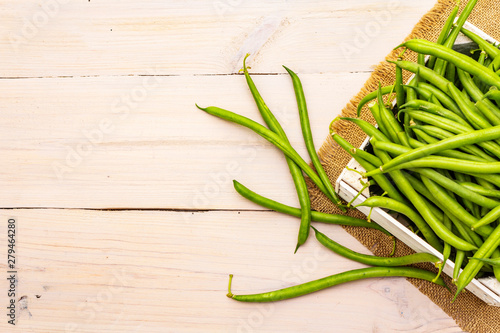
[{"x1": 333, "y1": 2, "x2": 500, "y2": 301}]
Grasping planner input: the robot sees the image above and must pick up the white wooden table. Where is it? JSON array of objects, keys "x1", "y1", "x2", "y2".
[{"x1": 0, "y1": 1, "x2": 466, "y2": 332}]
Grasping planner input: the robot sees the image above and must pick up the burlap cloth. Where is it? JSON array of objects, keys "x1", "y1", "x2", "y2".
[{"x1": 312, "y1": 1, "x2": 500, "y2": 332}]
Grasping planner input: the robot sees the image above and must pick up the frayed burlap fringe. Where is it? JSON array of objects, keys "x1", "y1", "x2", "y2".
[{"x1": 310, "y1": 1, "x2": 500, "y2": 332}]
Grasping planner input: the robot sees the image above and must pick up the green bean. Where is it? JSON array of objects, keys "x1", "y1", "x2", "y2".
[
  {"x1": 471, "y1": 206, "x2": 500, "y2": 230},
  {"x1": 485, "y1": 90, "x2": 500, "y2": 103},
  {"x1": 403, "y1": 171, "x2": 488, "y2": 243},
  {"x1": 402, "y1": 110, "x2": 473, "y2": 134},
  {"x1": 489, "y1": 55, "x2": 500, "y2": 72},
  {"x1": 416, "y1": 82, "x2": 462, "y2": 115},
  {"x1": 197, "y1": 105, "x2": 342, "y2": 206},
  {"x1": 232, "y1": 180, "x2": 389, "y2": 234},
  {"x1": 432, "y1": 0, "x2": 479, "y2": 76},
  {"x1": 372, "y1": 141, "x2": 447, "y2": 252},
  {"x1": 403, "y1": 77, "x2": 417, "y2": 139},
  {"x1": 374, "y1": 139, "x2": 485, "y2": 164},
  {"x1": 402, "y1": 39, "x2": 500, "y2": 89},
  {"x1": 406, "y1": 167, "x2": 500, "y2": 210},
  {"x1": 355, "y1": 196, "x2": 443, "y2": 251},
  {"x1": 312, "y1": 226, "x2": 440, "y2": 267},
  {"x1": 454, "y1": 172, "x2": 479, "y2": 221},
  {"x1": 408, "y1": 173, "x2": 491, "y2": 238},
  {"x1": 435, "y1": 215, "x2": 452, "y2": 282},
  {"x1": 378, "y1": 156, "x2": 500, "y2": 176},
  {"x1": 460, "y1": 27, "x2": 500, "y2": 59},
  {"x1": 393, "y1": 60, "x2": 495, "y2": 132},
  {"x1": 410, "y1": 123, "x2": 496, "y2": 161},
  {"x1": 357, "y1": 85, "x2": 395, "y2": 117},
  {"x1": 339, "y1": 117, "x2": 390, "y2": 142},
  {"x1": 468, "y1": 257, "x2": 500, "y2": 267},
  {"x1": 364, "y1": 125, "x2": 500, "y2": 177},
  {"x1": 476, "y1": 177, "x2": 498, "y2": 191},
  {"x1": 455, "y1": 222, "x2": 500, "y2": 299},
  {"x1": 408, "y1": 128, "x2": 489, "y2": 162},
  {"x1": 464, "y1": 172, "x2": 500, "y2": 188},
  {"x1": 368, "y1": 101, "x2": 388, "y2": 135},
  {"x1": 395, "y1": 61, "x2": 405, "y2": 110},
  {"x1": 457, "y1": 68, "x2": 500, "y2": 125},
  {"x1": 415, "y1": 176, "x2": 477, "y2": 251},
  {"x1": 474, "y1": 50, "x2": 489, "y2": 92},
  {"x1": 284, "y1": 66, "x2": 342, "y2": 213},
  {"x1": 331, "y1": 133, "x2": 407, "y2": 205},
  {"x1": 475, "y1": 99, "x2": 500, "y2": 126},
  {"x1": 349, "y1": 145, "x2": 382, "y2": 167},
  {"x1": 377, "y1": 84, "x2": 401, "y2": 144},
  {"x1": 445, "y1": 62, "x2": 456, "y2": 85},
  {"x1": 459, "y1": 182, "x2": 500, "y2": 199},
  {"x1": 243, "y1": 56, "x2": 312, "y2": 252},
  {"x1": 453, "y1": 250, "x2": 466, "y2": 284},
  {"x1": 400, "y1": 100, "x2": 468, "y2": 127},
  {"x1": 373, "y1": 102, "x2": 395, "y2": 142},
  {"x1": 227, "y1": 267, "x2": 447, "y2": 302},
  {"x1": 427, "y1": 3, "x2": 459, "y2": 69}
]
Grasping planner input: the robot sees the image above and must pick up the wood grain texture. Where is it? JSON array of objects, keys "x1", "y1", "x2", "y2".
[
  {"x1": 0, "y1": 0, "x2": 436, "y2": 76},
  {"x1": 0, "y1": 73, "x2": 369, "y2": 209},
  {"x1": 0, "y1": 209, "x2": 462, "y2": 332}
]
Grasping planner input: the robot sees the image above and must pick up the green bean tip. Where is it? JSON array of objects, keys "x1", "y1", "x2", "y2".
[
  {"x1": 282, "y1": 65, "x2": 294, "y2": 75},
  {"x1": 392, "y1": 42, "x2": 406, "y2": 50},
  {"x1": 195, "y1": 103, "x2": 207, "y2": 111},
  {"x1": 227, "y1": 274, "x2": 235, "y2": 298}
]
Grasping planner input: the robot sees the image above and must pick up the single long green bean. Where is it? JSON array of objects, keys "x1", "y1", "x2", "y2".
[
  {"x1": 432, "y1": 0, "x2": 479, "y2": 76},
  {"x1": 460, "y1": 27, "x2": 500, "y2": 59},
  {"x1": 331, "y1": 133, "x2": 407, "y2": 205},
  {"x1": 313, "y1": 227, "x2": 440, "y2": 267},
  {"x1": 284, "y1": 66, "x2": 342, "y2": 211},
  {"x1": 379, "y1": 156, "x2": 500, "y2": 176},
  {"x1": 455, "y1": 222, "x2": 500, "y2": 299},
  {"x1": 364, "y1": 125, "x2": 500, "y2": 177},
  {"x1": 395, "y1": 62, "x2": 405, "y2": 110},
  {"x1": 435, "y1": 215, "x2": 452, "y2": 282},
  {"x1": 457, "y1": 68, "x2": 500, "y2": 125},
  {"x1": 459, "y1": 182, "x2": 500, "y2": 199},
  {"x1": 197, "y1": 105, "x2": 342, "y2": 206},
  {"x1": 415, "y1": 82, "x2": 462, "y2": 116},
  {"x1": 400, "y1": 99, "x2": 469, "y2": 126},
  {"x1": 227, "y1": 267, "x2": 447, "y2": 302},
  {"x1": 427, "y1": 3, "x2": 459, "y2": 69},
  {"x1": 410, "y1": 123, "x2": 496, "y2": 161},
  {"x1": 471, "y1": 206, "x2": 500, "y2": 230},
  {"x1": 367, "y1": 142, "x2": 500, "y2": 209},
  {"x1": 453, "y1": 250, "x2": 466, "y2": 284},
  {"x1": 372, "y1": 143, "x2": 446, "y2": 252},
  {"x1": 357, "y1": 85, "x2": 395, "y2": 117},
  {"x1": 417, "y1": 175, "x2": 492, "y2": 238},
  {"x1": 243, "y1": 56, "x2": 312, "y2": 252},
  {"x1": 232, "y1": 180, "x2": 389, "y2": 234},
  {"x1": 377, "y1": 84, "x2": 401, "y2": 144},
  {"x1": 393, "y1": 60, "x2": 495, "y2": 133},
  {"x1": 403, "y1": 171, "x2": 488, "y2": 243},
  {"x1": 355, "y1": 196, "x2": 443, "y2": 251}
]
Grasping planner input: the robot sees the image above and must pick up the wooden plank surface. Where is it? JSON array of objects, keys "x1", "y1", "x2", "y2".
[
  {"x1": 0, "y1": 209, "x2": 462, "y2": 333},
  {"x1": 2, "y1": 0, "x2": 436, "y2": 76},
  {"x1": 0, "y1": 0, "x2": 466, "y2": 332},
  {"x1": 0, "y1": 73, "x2": 369, "y2": 209}
]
